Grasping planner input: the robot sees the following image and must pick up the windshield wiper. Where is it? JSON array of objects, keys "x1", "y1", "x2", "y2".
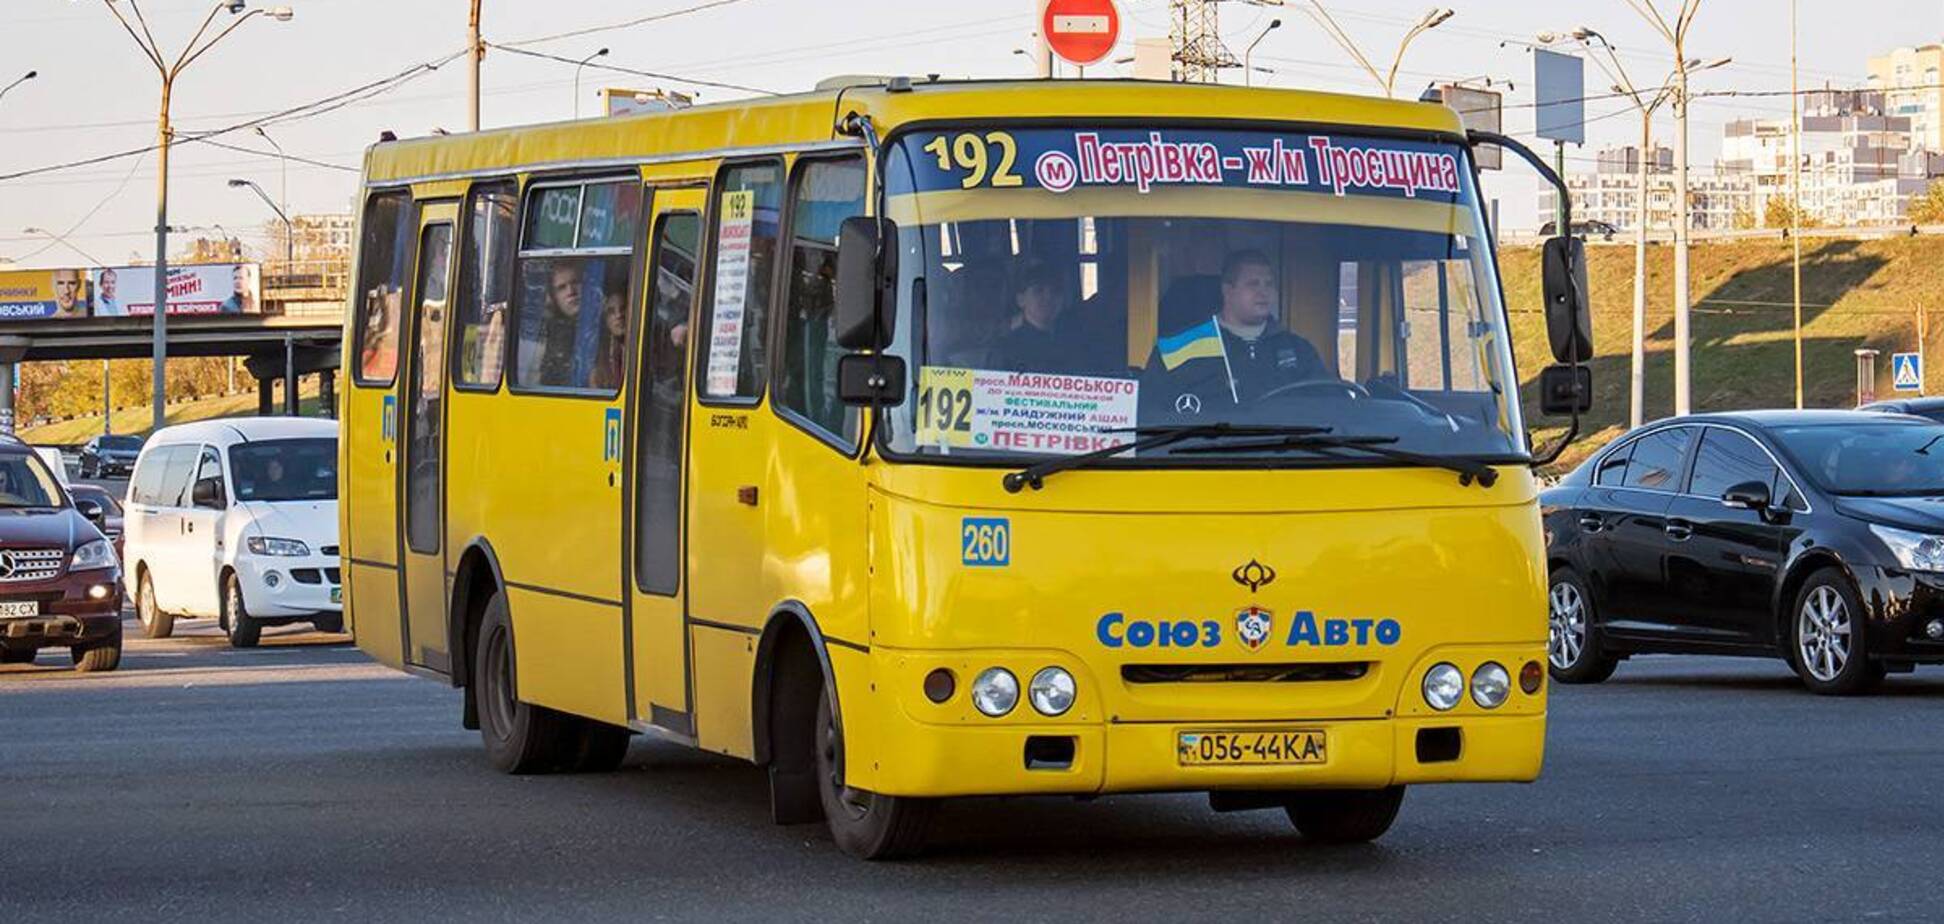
[
  {"x1": 1001, "y1": 423, "x2": 1332, "y2": 492},
  {"x1": 1171, "y1": 433, "x2": 1500, "y2": 488}
]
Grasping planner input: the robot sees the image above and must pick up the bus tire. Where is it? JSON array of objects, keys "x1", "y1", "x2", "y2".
[
  {"x1": 563, "y1": 720, "x2": 632, "y2": 773},
  {"x1": 137, "y1": 570, "x2": 174, "y2": 640},
  {"x1": 1284, "y1": 786, "x2": 1406, "y2": 843},
  {"x1": 474, "y1": 590, "x2": 577, "y2": 774},
  {"x1": 815, "y1": 682, "x2": 934, "y2": 860}
]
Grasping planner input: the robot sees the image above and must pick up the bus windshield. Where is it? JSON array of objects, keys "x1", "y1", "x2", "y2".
[{"x1": 879, "y1": 125, "x2": 1526, "y2": 468}]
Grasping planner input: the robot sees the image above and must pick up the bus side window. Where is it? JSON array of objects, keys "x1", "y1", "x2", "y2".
[
  {"x1": 775, "y1": 156, "x2": 865, "y2": 445},
  {"x1": 697, "y1": 160, "x2": 783, "y2": 402},
  {"x1": 354, "y1": 191, "x2": 415, "y2": 385},
  {"x1": 453, "y1": 182, "x2": 518, "y2": 391},
  {"x1": 511, "y1": 179, "x2": 642, "y2": 394},
  {"x1": 636, "y1": 212, "x2": 701, "y2": 595}
]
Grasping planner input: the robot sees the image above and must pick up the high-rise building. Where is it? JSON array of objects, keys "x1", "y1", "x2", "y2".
[
  {"x1": 1717, "y1": 89, "x2": 1935, "y2": 225},
  {"x1": 1867, "y1": 43, "x2": 1944, "y2": 151}
]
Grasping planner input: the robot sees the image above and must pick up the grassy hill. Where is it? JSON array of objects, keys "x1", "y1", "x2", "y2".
[
  {"x1": 20, "y1": 384, "x2": 325, "y2": 445},
  {"x1": 1502, "y1": 235, "x2": 1944, "y2": 469}
]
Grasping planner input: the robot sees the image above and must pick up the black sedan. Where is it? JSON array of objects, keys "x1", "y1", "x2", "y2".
[
  {"x1": 1543, "y1": 410, "x2": 1944, "y2": 694},
  {"x1": 78, "y1": 434, "x2": 143, "y2": 478},
  {"x1": 1861, "y1": 396, "x2": 1944, "y2": 423}
]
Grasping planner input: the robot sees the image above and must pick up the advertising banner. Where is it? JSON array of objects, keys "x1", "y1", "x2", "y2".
[
  {"x1": 0, "y1": 268, "x2": 88, "y2": 320},
  {"x1": 93, "y1": 263, "x2": 261, "y2": 316}
]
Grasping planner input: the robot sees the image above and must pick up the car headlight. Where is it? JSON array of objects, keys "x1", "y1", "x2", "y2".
[
  {"x1": 70, "y1": 538, "x2": 116, "y2": 572},
  {"x1": 246, "y1": 536, "x2": 311, "y2": 557},
  {"x1": 970, "y1": 667, "x2": 1019, "y2": 717},
  {"x1": 1869, "y1": 524, "x2": 1944, "y2": 572},
  {"x1": 1027, "y1": 667, "x2": 1076, "y2": 717},
  {"x1": 1471, "y1": 662, "x2": 1511, "y2": 709},
  {"x1": 1422, "y1": 662, "x2": 1464, "y2": 711}
]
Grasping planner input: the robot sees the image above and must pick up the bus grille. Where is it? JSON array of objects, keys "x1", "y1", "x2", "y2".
[{"x1": 1121, "y1": 662, "x2": 1369, "y2": 684}]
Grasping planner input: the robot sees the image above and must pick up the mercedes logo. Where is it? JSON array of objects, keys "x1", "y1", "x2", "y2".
[
  {"x1": 0, "y1": 551, "x2": 15, "y2": 579},
  {"x1": 1174, "y1": 393, "x2": 1203, "y2": 415}
]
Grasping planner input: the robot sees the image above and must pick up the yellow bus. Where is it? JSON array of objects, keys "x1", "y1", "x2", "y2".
[{"x1": 343, "y1": 77, "x2": 1593, "y2": 859}]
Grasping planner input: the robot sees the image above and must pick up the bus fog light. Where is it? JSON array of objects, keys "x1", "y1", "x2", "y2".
[
  {"x1": 971, "y1": 668, "x2": 1018, "y2": 717},
  {"x1": 1520, "y1": 660, "x2": 1544, "y2": 694},
  {"x1": 923, "y1": 668, "x2": 956, "y2": 704},
  {"x1": 1422, "y1": 663, "x2": 1463, "y2": 711},
  {"x1": 1927, "y1": 620, "x2": 1944, "y2": 641},
  {"x1": 1028, "y1": 667, "x2": 1075, "y2": 716},
  {"x1": 1471, "y1": 662, "x2": 1511, "y2": 709}
]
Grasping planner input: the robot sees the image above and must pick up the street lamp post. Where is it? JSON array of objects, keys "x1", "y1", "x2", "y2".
[
  {"x1": 1625, "y1": 0, "x2": 1708, "y2": 416},
  {"x1": 228, "y1": 179, "x2": 292, "y2": 269},
  {"x1": 1305, "y1": 4, "x2": 1453, "y2": 98},
  {"x1": 1245, "y1": 19, "x2": 1282, "y2": 88},
  {"x1": 573, "y1": 48, "x2": 610, "y2": 118},
  {"x1": 252, "y1": 125, "x2": 290, "y2": 273},
  {"x1": 100, "y1": 0, "x2": 292, "y2": 431},
  {"x1": 0, "y1": 70, "x2": 37, "y2": 104}
]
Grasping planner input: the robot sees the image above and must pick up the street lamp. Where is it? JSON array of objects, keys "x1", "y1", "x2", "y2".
[
  {"x1": 0, "y1": 70, "x2": 36, "y2": 104},
  {"x1": 573, "y1": 47, "x2": 609, "y2": 118},
  {"x1": 252, "y1": 125, "x2": 290, "y2": 272},
  {"x1": 228, "y1": 179, "x2": 292, "y2": 269},
  {"x1": 21, "y1": 227, "x2": 109, "y2": 268},
  {"x1": 1245, "y1": 19, "x2": 1282, "y2": 88},
  {"x1": 100, "y1": 0, "x2": 293, "y2": 431},
  {"x1": 1306, "y1": 3, "x2": 1453, "y2": 98}
]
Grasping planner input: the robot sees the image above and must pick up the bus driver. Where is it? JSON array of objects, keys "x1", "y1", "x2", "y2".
[{"x1": 1141, "y1": 250, "x2": 1325, "y2": 414}]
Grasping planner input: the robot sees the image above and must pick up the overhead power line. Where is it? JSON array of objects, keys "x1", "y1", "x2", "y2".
[
  {"x1": 497, "y1": 0, "x2": 756, "y2": 48},
  {"x1": 484, "y1": 43, "x2": 778, "y2": 97}
]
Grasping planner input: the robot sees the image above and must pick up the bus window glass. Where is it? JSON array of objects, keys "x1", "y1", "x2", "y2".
[
  {"x1": 513, "y1": 179, "x2": 636, "y2": 394},
  {"x1": 525, "y1": 186, "x2": 581, "y2": 250},
  {"x1": 777, "y1": 157, "x2": 865, "y2": 442},
  {"x1": 354, "y1": 191, "x2": 414, "y2": 384},
  {"x1": 636, "y1": 212, "x2": 700, "y2": 595},
  {"x1": 454, "y1": 184, "x2": 517, "y2": 389},
  {"x1": 407, "y1": 222, "x2": 454, "y2": 553},
  {"x1": 577, "y1": 181, "x2": 643, "y2": 249},
  {"x1": 880, "y1": 126, "x2": 1526, "y2": 467},
  {"x1": 699, "y1": 162, "x2": 782, "y2": 401}
]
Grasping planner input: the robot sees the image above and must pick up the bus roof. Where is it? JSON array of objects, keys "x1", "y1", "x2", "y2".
[{"x1": 361, "y1": 79, "x2": 1468, "y2": 189}]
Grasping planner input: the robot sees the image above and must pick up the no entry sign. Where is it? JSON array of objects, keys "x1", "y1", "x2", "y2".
[{"x1": 1042, "y1": 0, "x2": 1120, "y2": 67}]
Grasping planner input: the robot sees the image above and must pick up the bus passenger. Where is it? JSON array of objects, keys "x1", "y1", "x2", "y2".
[
  {"x1": 988, "y1": 262, "x2": 1067, "y2": 373},
  {"x1": 538, "y1": 261, "x2": 584, "y2": 387},
  {"x1": 1141, "y1": 250, "x2": 1324, "y2": 411}
]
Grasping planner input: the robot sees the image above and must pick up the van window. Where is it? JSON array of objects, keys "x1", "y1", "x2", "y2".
[
  {"x1": 229, "y1": 439, "x2": 338, "y2": 502},
  {"x1": 192, "y1": 447, "x2": 228, "y2": 509},
  {"x1": 776, "y1": 157, "x2": 865, "y2": 443},
  {"x1": 152, "y1": 445, "x2": 199, "y2": 508},
  {"x1": 355, "y1": 191, "x2": 416, "y2": 385},
  {"x1": 513, "y1": 179, "x2": 641, "y2": 394},
  {"x1": 699, "y1": 161, "x2": 783, "y2": 401}
]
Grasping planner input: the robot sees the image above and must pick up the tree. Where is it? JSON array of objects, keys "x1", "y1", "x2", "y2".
[
  {"x1": 1731, "y1": 204, "x2": 1757, "y2": 230},
  {"x1": 1909, "y1": 179, "x2": 1944, "y2": 225},
  {"x1": 1762, "y1": 195, "x2": 1819, "y2": 230}
]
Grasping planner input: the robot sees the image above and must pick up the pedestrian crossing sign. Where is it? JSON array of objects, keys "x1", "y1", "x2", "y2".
[{"x1": 1892, "y1": 352, "x2": 1923, "y2": 392}]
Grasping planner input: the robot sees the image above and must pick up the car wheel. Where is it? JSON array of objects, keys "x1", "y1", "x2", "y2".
[
  {"x1": 0, "y1": 645, "x2": 36, "y2": 665},
  {"x1": 137, "y1": 571, "x2": 174, "y2": 640},
  {"x1": 1791, "y1": 568, "x2": 1884, "y2": 695},
  {"x1": 1548, "y1": 568, "x2": 1618, "y2": 684},
  {"x1": 474, "y1": 590, "x2": 579, "y2": 774},
  {"x1": 815, "y1": 680, "x2": 934, "y2": 860},
  {"x1": 71, "y1": 631, "x2": 123, "y2": 673},
  {"x1": 223, "y1": 573, "x2": 261, "y2": 649},
  {"x1": 1284, "y1": 786, "x2": 1407, "y2": 843}
]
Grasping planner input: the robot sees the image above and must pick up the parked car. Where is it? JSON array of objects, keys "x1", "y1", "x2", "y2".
[
  {"x1": 1860, "y1": 396, "x2": 1944, "y2": 424},
  {"x1": 66, "y1": 484, "x2": 124, "y2": 563},
  {"x1": 1544, "y1": 410, "x2": 1944, "y2": 694},
  {"x1": 1538, "y1": 219, "x2": 1620, "y2": 240},
  {"x1": 122, "y1": 418, "x2": 341, "y2": 647},
  {"x1": 0, "y1": 437, "x2": 123, "y2": 672},
  {"x1": 79, "y1": 434, "x2": 144, "y2": 478}
]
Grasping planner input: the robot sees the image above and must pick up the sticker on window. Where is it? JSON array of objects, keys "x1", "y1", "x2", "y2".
[
  {"x1": 704, "y1": 189, "x2": 755, "y2": 397},
  {"x1": 916, "y1": 366, "x2": 1138, "y2": 455}
]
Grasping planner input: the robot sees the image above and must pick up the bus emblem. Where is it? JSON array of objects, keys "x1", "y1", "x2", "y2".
[
  {"x1": 1236, "y1": 606, "x2": 1273, "y2": 652},
  {"x1": 1232, "y1": 558, "x2": 1276, "y2": 592}
]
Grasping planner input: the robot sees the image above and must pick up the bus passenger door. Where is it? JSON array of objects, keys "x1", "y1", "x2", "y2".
[
  {"x1": 627, "y1": 188, "x2": 705, "y2": 731},
  {"x1": 398, "y1": 201, "x2": 458, "y2": 671}
]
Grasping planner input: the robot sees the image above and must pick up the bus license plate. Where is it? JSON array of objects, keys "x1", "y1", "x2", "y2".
[
  {"x1": 0, "y1": 601, "x2": 39, "y2": 619},
  {"x1": 1177, "y1": 729, "x2": 1326, "y2": 767}
]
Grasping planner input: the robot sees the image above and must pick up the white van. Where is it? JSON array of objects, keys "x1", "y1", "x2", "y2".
[{"x1": 122, "y1": 418, "x2": 340, "y2": 647}]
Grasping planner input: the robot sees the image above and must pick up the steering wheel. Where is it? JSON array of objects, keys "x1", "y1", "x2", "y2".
[{"x1": 1256, "y1": 378, "x2": 1370, "y2": 403}]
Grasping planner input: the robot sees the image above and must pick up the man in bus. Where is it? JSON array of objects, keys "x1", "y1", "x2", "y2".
[{"x1": 1141, "y1": 249, "x2": 1325, "y2": 413}]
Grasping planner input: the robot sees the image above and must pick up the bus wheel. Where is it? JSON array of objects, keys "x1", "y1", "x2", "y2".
[
  {"x1": 814, "y1": 684, "x2": 934, "y2": 860},
  {"x1": 1283, "y1": 787, "x2": 1406, "y2": 843},
  {"x1": 474, "y1": 590, "x2": 577, "y2": 774}
]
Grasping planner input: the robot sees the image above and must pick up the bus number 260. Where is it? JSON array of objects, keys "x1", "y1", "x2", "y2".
[{"x1": 961, "y1": 518, "x2": 1010, "y2": 567}]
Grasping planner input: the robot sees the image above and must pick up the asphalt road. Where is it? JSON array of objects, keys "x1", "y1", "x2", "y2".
[{"x1": 4, "y1": 615, "x2": 1942, "y2": 923}]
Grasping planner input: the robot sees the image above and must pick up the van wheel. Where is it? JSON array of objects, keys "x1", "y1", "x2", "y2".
[
  {"x1": 1284, "y1": 787, "x2": 1407, "y2": 843},
  {"x1": 312, "y1": 613, "x2": 344, "y2": 634},
  {"x1": 815, "y1": 682, "x2": 934, "y2": 860},
  {"x1": 474, "y1": 590, "x2": 578, "y2": 774},
  {"x1": 223, "y1": 574, "x2": 260, "y2": 649},
  {"x1": 1791, "y1": 568, "x2": 1884, "y2": 695},
  {"x1": 137, "y1": 571, "x2": 174, "y2": 640},
  {"x1": 1548, "y1": 568, "x2": 1617, "y2": 684}
]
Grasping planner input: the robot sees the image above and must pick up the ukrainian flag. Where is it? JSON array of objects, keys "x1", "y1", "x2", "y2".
[{"x1": 1156, "y1": 316, "x2": 1226, "y2": 370}]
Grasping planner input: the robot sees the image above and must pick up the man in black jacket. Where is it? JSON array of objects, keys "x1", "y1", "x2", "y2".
[{"x1": 1141, "y1": 250, "x2": 1325, "y2": 416}]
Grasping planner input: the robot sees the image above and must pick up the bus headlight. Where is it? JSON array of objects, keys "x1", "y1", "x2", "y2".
[
  {"x1": 971, "y1": 667, "x2": 1018, "y2": 717},
  {"x1": 1422, "y1": 663, "x2": 1464, "y2": 711},
  {"x1": 1471, "y1": 662, "x2": 1511, "y2": 709},
  {"x1": 1027, "y1": 667, "x2": 1075, "y2": 717}
]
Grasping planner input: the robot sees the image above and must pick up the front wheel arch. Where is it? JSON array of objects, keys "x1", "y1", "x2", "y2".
[{"x1": 750, "y1": 601, "x2": 843, "y2": 769}]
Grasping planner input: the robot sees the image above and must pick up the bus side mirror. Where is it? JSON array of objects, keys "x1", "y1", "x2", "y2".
[
  {"x1": 837, "y1": 353, "x2": 906, "y2": 407},
  {"x1": 834, "y1": 216, "x2": 899, "y2": 350},
  {"x1": 1543, "y1": 236, "x2": 1592, "y2": 363},
  {"x1": 1538, "y1": 364, "x2": 1592, "y2": 416}
]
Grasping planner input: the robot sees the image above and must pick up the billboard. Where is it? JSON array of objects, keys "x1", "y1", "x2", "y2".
[
  {"x1": 1438, "y1": 84, "x2": 1503, "y2": 170},
  {"x1": 1534, "y1": 49, "x2": 1586, "y2": 146},
  {"x1": 0, "y1": 268, "x2": 89, "y2": 320},
  {"x1": 91, "y1": 263, "x2": 260, "y2": 316}
]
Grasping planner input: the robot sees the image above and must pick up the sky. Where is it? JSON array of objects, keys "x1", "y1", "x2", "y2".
[{"x1": 2, "y1": 0, "x2": 1940, "y2": 267}]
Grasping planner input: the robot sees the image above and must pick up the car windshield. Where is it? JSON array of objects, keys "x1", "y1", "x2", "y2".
[
  {"x1": 0, "y1": 453, "x2": 64, "y2": 509},
  {"x1": 878, "y1": 125, "x2": 1525, "y2": 467},
  {"x1": 1773, "y1": 422, "x2": 1944, "y2": 495},
  {"x1": 99, "y1": 436, "x2": 142, "y2": 451},
  {"x1": 228, "y1": 438, "x2": 338, "y2": 502}
]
